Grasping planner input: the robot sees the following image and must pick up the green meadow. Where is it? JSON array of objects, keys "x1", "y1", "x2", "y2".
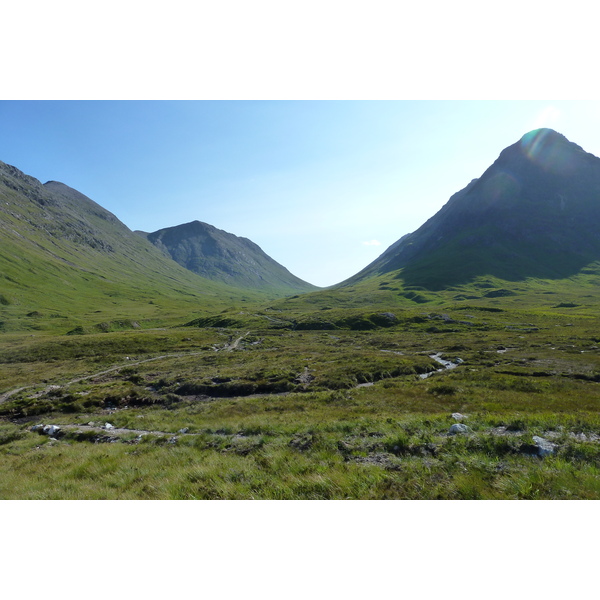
[{"x1": 3, "y1": 272, "x2": 600, "y2": 499}]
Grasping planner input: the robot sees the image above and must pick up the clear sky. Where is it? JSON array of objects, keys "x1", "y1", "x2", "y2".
[{"x1": 1, "y1": 100, "x2": 600, "y2": 287}]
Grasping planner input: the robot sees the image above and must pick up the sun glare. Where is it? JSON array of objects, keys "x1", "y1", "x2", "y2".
[{"x1": 530, "y1": 105, "x2": 561, "y2": 130}]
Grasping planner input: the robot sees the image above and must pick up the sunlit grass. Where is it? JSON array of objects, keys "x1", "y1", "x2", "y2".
[{"x1": 4, "y1": 296, "x2": 600, "y2": 498}]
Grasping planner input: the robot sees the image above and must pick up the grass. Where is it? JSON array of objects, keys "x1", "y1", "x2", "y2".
[
  {"x1": 5, "y1": 152, "x2": 600, "y2": 499},
  {"x1": 4, "y1": 291, "x2": 600, "y2": 499}
]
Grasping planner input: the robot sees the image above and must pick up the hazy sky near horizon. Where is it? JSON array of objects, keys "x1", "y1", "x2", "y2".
[{"x1": 2, "y1": 100, "x2": 600, "y2": 287}]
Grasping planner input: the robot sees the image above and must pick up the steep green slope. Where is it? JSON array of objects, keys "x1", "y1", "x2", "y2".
[
  {"x1": 0, "y1": 161, "x2": 263, "y2": 332},
  {"x1": 344, "y1": 129, "x2": 600, "y2": 290},
  {"x1": 248, "y1": 129, "x2": 600, "y2": 319},
  {"x1": 143, "y1": 220, "x2": 319, "y2": 296}
]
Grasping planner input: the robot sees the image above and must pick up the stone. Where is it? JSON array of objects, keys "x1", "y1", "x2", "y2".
[
  {"x1": 178, "y1": 428, "x2": 189, "y2": 434},
  {"x1": 449, "y1": 423, "x2": 470, "y2": 435},
  {"x1": 104, "y1": 423, "x2": 115, "y2": 430},
  {"x1": 532, "y1": 435, "x2": 557, "y2": 457},
  {"x1": 43, "y1": 425, "x2": 61, "y2": 437},
  {"x1": 451, "y1": 412, "x2": 467, "y2": 421}
]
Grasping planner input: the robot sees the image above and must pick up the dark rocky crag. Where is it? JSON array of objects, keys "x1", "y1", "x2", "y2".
[{"x1": 143, "y1": 220, "x2": 318, "y2": 295}]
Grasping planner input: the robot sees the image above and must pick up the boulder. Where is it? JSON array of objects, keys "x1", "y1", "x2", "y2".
[
  {"x1": 451, "y1": 412, "x2": 467, "y2": 421},
  {"x1": 104, "y1": 423, "x2": 115, "y2": 430},
  {"x1": 532, "y1": 435, "x2": 557, "y2": 457},
  {"x1": 43, "y1": 425, "x2": 61, "y2": 437},
  {"x1": 449, "y1": 423, "x2": 470, "y2": 435}
]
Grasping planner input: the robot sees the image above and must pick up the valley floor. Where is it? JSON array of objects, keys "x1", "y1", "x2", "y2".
[{"x1": 2, "y1": 305, "x2": 600, "y2": 499}]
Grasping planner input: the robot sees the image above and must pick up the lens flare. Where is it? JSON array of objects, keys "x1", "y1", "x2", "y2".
[
  {"x1": 531, "y1": 106, "x2": 561, "y2": 130},
  {"x1": 481, "y1": 170, "x2": 521, "y2": 206},
  {"x1": 520, "y1": 128, "x2": 577, "y2": 176}
]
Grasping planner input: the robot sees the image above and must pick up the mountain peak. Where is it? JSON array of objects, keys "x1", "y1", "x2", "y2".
[
  {"x1": 345, "y1": 129, "x2": 600, "y2": 289},
  {"x1": 146, "y1": 221, "x2": 318, "y2": 295},
  {"x1": 520, "y1": 127, "x2": 566, "y2": 141},
  {"x1": 494, "y1": 128, "x2": 593, "y2": 175}
]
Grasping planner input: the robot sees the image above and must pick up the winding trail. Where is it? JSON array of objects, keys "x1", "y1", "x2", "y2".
[
  {"x1": 0, "y1": 350, "x2": 206, "y2": 404},
  {"x1": 2, "y1": 339, "x2": 461, "y2": 407},
  {"x1": 223, "y1": 332, "x2": 251, "y2": 351},
  {"x1": 1, "y1": 331, "x2": 254, "y2": 404}
]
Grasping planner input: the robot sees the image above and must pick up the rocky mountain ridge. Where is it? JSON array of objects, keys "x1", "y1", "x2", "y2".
[
  {"x1": 344, "y1": 128, "x2": 600, "y2": 289},
  {"x1": 0, "y1": 161, "x2": 267, "y2": 330},
  {"x1": 141, "y1": 220, "x2": 318, "y2": 295}
]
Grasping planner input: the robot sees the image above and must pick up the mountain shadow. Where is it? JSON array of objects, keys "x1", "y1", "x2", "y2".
[{"x1": 346, "y1": 129, "x2": 600, "y2": 290}]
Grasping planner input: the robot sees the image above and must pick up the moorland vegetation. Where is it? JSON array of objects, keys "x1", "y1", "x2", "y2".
[{"x1": 3, "y1": 129, "x2": 600, "y2": 499}]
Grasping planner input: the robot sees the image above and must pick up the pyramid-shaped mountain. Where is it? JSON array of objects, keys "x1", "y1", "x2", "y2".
[
  {"x1": 142, "y1": 220, "x2": 318, "y2": 295},
  {"x1": 345, "y1": 128, "x2": 600, "y2": 290}
]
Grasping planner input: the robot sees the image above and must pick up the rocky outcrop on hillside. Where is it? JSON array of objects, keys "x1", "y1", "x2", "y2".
[{"x1": 146, "y1": 220, "x2": 318, "y2": 294}]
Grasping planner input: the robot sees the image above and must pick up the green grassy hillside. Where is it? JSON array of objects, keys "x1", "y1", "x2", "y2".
[{"x1": 0, "y1": 162, "x2": 266, "y2": 333}]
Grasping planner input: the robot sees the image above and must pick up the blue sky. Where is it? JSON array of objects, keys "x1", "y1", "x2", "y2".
[{"x1": 2, "y1": 101, "x2": 600, "y2": 287}]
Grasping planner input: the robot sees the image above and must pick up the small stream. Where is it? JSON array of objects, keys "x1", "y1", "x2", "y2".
[
  {"x1": 419, "y1": 353, "x2": 463, "y2": 379},
  {"x1": 355, "y1": 351, "x2": 463, "y2": 388}
]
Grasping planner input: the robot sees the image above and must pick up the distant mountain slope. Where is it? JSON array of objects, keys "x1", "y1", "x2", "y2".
[
  {"x1": 0, "y1": 161, "x2": 262, "y2": 331},
  {"x1": 143, "y1": 220, "x2": 319, "y2": 296},
  {"x1": 344, "y1": 129, "x2": 600, "y2": 289}
]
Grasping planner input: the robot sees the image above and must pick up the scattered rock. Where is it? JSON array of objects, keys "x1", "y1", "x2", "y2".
[
  {"x1": 178, "y1": 427, "x2": 189, "y2": 434},
  {"x1": 104, "y1": 423, "x2": 115, "y2": 430},
  {"x1": 532, "y1": 435, "x2": 557, "y2": 457},
  {"x1": 45, "y1": 425, "x2": 61, "y2": 437},
  {"x1": 451, "y1": 412, "x2": 467, "y2": 421},
  {"x1": 449, "y1": 423, "x2": 471, "y2": 435},
  {"x1": 519, "y1": 436, "x2": 558, "y2": 458}
]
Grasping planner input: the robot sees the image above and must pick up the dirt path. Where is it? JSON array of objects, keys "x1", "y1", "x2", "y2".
[
  {"x1": 220, "y1": 332, "x2": 250, "y2": 352},
  {"x1": 1, "y1": 330, "x2": 256, "y2": 404},
  {"x1": 0, "y1": 350, "x2": 207, "y2": 404},
  {"x1": 55, "y1": 423, "x2": 190, "y2": 438},
  {"x1": 0, "y1": 387, "x2": 27, "y2": 404}
]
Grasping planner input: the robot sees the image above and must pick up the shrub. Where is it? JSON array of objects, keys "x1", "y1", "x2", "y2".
[{"x1": 429, "y1": 384, "x2": 458, "y2": 396}]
